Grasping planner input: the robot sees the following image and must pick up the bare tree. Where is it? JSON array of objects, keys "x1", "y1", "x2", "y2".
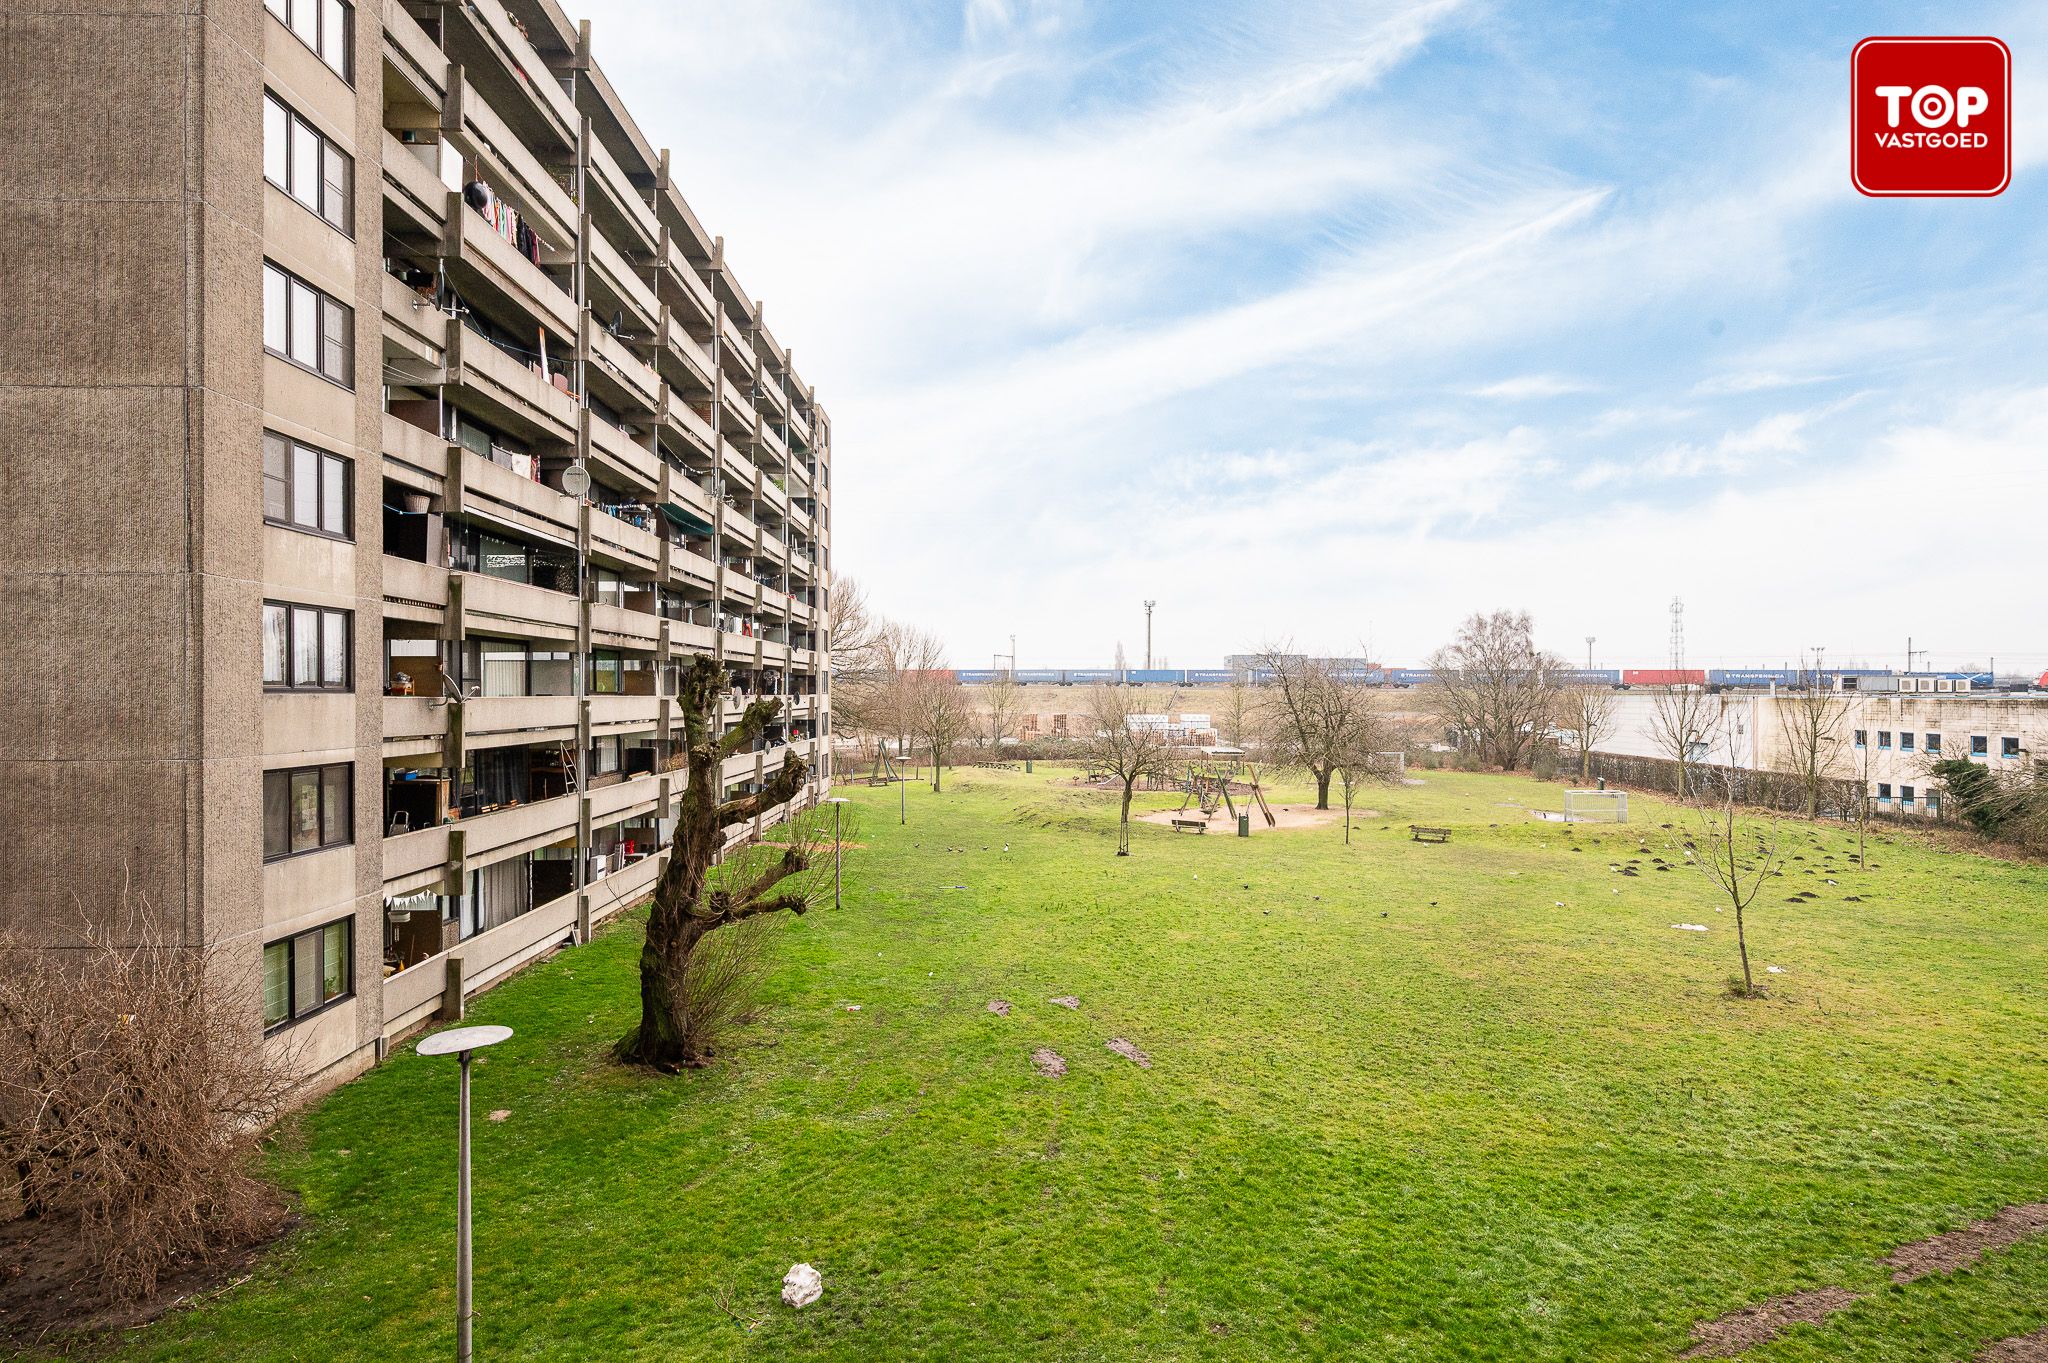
[
  {"x1": 1647, "y1": 685, "x2": 1726, "y2": 799},
  {"x1": 1255, "y1": 646, "x2": 1379, "y2": 809},
  {"x1": 1332, "y1": 692, "x2": 1395, "y2": 845},
  {"x1": 896, "y1": 628, "x2": 970, "y2": 791},
  {"x1": 1220, "y1": 673, "x2": 1259, "y2": 751},
  {"x1": 1776, "y1": 664, "x2": 1853, "y2": 820},
  {"x1": 1686, "y1": 779, "x2": 1781, "y2": 996},
  {"x1": 1426, "y1": 610, "x2": 1565, "y2": 770},
  {"x1": 1085, "y1": 683, "x2": 1175, "y2": 855},
  {"x1": 981, "y1": 672, "x2": 1022, "y2": 751},
  {"x1": 620, "y1": 655, "x2": 822, "y2": 1070},
  {"x1": 825, "y1": 579, "x2": 896, "y2": 758},
  {"x1": 1561, "y1": 683, "x2": 1619, "y2": 783},
  {"x1": 0, "y1": 895, "x2": 296, "y2": 1302}
]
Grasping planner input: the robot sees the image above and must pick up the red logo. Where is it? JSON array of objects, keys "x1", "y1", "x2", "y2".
[{"x1": 1852, "y1": 37, "x2": 2010, "y2": 196}]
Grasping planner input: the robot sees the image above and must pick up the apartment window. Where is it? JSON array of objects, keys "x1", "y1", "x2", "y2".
[
  {"x1": 1901, "y1": 784, "x2": 1916, "y2": 807},
  {"x1": 262, "y1": 92, "x2": 353, "y2": 231},
  {"x1": 262, "y1": 917, "x2": 353, "y2": 1030},
  {"x1": 262, "y1": 602, "x2": 351, "y2": 690},
  {"x1": 2003, "y1": 737, "x2": 2022, "y2": 758},
  {"x1": 1899, "y1": 732, "x2": 1915, "y2": 752},
  {"x1": 1877, "y1": 730, "x2": 1892, "y2": 750},
  {"x1": 1972, "y1": 735, "x2": 1989, "y2": 756},
  {"x1": 1853, "y1": 729, "x2": 1867, "y2": 748},
  {"x1": 262, "y1": 261, "x2": 354, "y2": 386},
  {"x1": 264, "y1": 0, "x2": 352, "y2": 81},
  {"x1": 1926, "y1": 732, "x2": 1942, "y2": 755},
  {"x1": 263, "y1": 763, "x2": 353, "y2": 860},
  {"x1": 590, "y1": 650, "x2": 623, "y2": 695},
  {"x1": 590, "y1": 734, "x2": 623, "y2": 777},
  {"x1": 263, "y1": 431, "x2": 351, "y2": 537},
  {"x1": 1877, "y1": 782, "x2": 1892, "y2": 801}
]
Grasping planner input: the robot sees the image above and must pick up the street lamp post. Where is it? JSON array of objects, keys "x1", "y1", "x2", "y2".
[
  {"x1": 418, "y1": 1025, "x2": 515, "y2": 1363},
  {"x1": 824, "y1": 796, "x2": 848, "y2": 909}
]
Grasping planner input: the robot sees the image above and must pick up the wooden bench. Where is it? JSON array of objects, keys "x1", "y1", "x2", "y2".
[
  {"x1": 1409, "y1": 825, "x2": 1451, "y2": 844},
  {"x1": 1170, "y1": 817, "x2": 1209, "y2": 834}
]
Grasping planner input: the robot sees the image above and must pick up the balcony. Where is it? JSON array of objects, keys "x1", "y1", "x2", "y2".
[
  {"x1": 383, "y1": 271, "x2": 448, "y2": 371},
  {"x1": 382, "y1": 132, "x2": 451, "y2": 233},
  {"x1": 463, "y1": 571, "x2": 579, "y2": 640},
  {"x1": 452, "y1": 197, "x2": 576, "y2": 339},
  {"x1": 383, "y1": 790, "x2": 580, "y2": 893},
  {"x1": 589, "y1": 507, "x2": 661, "y2": 576},
  {"x1": 458, "y1": 447, "x2": 579, "y2": 544},
  {"x1": 590, "y1": 602, "x2": 659, "y2": 651},
  {"x1": 662, "y1": 236, "x2": 717, "y2": 328},
  {"x1": 456, "y1": 327, "x2": 578, "y2": 444},
  {"x1": 589, "y1": 229, "x2": 658, "y2": 333},
  {"x1": 661, "y1": 395, "x2": 716, "y2": 458},
  {"x1": 381, "y1": 0, "x2": 449, "y2": 103},
  {"x1": 589, "y1": 694, "x2": 662, "y2": 733},
  {"x1": 384, "y1": 554, "x2": 450, "y2": 624},
  {"x1": 447, "y1": 0, "x2": 578, "y2": 149},
  {"x1": 588, "y1": 412, "x2": 659, "y2": 492},
  {"x1": 588, "y1": 771, "x2": 662, "y2": 824},
  {"x1": 588, "y1": 137, "x2": 658, "y2": 256},
  {"x1": 591, "y1": 326, "x2": 660, "y2": 415}
]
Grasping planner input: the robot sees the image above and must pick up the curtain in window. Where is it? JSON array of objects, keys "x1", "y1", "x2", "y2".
[
  {"x1": 262, "y1": 604, "x2": 287, "y2": 685},
  {"x1": 292, "y1": 606, "x2": 319, "y2": 685},
  {"x1": 290, "y1": 769, "x2": 320, "y2": 852},
  {"x1": 263, "y1": 942, "x2": 290, "y2": 1027}
]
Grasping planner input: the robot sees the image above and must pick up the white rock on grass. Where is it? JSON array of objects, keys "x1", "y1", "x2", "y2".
[
  {"x1": 782, "y1": 1262, "x2": 823, "y2": 1308},
  {"x1": 1672, "y1": 923, "x2": 1709, "y2": 932}
]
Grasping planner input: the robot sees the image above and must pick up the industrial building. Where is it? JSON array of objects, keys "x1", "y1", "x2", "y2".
[{"x1": 2, "y1": 0, "x2": 832, "y2": 1087}]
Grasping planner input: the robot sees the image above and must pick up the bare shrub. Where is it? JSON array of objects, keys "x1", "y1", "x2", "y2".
[
  {"x1": 0, "y1": 896, "x2": 295, "y2": 1302},
  {"x1": 664, "y1": 915, "x2": 778, "y2": 1060}
]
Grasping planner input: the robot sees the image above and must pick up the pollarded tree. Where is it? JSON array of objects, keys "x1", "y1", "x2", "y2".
[
  {"x1": 619, "y1": 654, "x2": 818, "y2": 1071},
  {"x1": 1426, "y1": 610, "x2": 1564, "y2": 770},
  {"x1": 1085, "y1": 683, "x2": 1175, "y2": 855}
]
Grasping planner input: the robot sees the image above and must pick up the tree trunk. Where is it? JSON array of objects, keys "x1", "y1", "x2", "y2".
[
  {"x1": 1314, "y1": 768, "x2": 1332, "y2": 810},
  {"x1": 1580, "y1": 747, "x2": 1591, "y2": 782},
  {"x1": 1343, "y1": 786, "x2": 1352, "y2": 845},
  {"x1": 622, "y1": 912, "x2": 714, "y2": 1069},
  {"x1": 1735, "y1": 904, "x2": 1754, "y2": 995},
  {"x1": 1118, "y1": 784, "x2": 1133, "y2": 856}
]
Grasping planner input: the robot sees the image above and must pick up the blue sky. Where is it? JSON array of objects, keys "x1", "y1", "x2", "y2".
[{"x1": 578, "y1": 0, "x2": 2048, "y2": 672}]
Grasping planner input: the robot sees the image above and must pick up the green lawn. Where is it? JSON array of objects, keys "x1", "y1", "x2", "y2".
[{"x1": 93, "y1": 768, "x2": 2048, "y2": 1361}]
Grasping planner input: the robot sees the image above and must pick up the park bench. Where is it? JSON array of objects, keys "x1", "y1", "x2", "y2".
[
  {"x1": 1409, "y1": 825, "x2": 1451, "y2": 844},
  {"x1": 1170, "y1": 817, "x2": 1209, "y2": 834}
]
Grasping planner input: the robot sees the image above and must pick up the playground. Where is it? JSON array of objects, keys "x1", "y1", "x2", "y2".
[{"x1": 85, "y1": 766, "x2": 2048, "y2": 1363}]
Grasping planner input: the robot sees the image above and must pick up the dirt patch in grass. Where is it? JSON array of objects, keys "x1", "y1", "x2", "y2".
[
  {"x1": 1031, "y1": 1048, "x2": 1066, "y2": 1077},
  {"x1": 1981, "y1": 1326, "x2": 2048, "y2": 1361},
  {"x1": 1134, "y1": 804, "x2": 1374, "y2": 832},
  {"x1": 987, "y1": 999, "x2": 1011, "y2": 1016},
  {"x1": 1049, "y1": 995, "x2": 1080, "y2": 1009},
  {"x1": 1106, "y1": 1038, "x2": 1152, "y2": 1068},
  {"x1": 1679, "y1": 1287, "x2": 1862, "y2": 1357},
  {"x1": 1884, "y1": 1203, "x2": 2048, "y2": 1283},
  {"x1": 0, "y1": 1208, "x2": 295, "y2": 1350}
]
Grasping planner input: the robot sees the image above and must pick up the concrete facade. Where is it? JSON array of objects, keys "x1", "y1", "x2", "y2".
[
  {"x1": 1590, "y1": 689, "x2": 2047, "y2": 814},
  {"x1": 1, "y1": 0, "x2": 833, "y2": 1088}
]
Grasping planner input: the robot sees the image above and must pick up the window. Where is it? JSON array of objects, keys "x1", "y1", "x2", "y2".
[
  {"x1": 262, "y1": 601, "x2": 350, "y2": 690},
  {"x1": 1926, "y1": 732, "x2": 1942, "y2": 755},
  {"x1": 2003, "y1": 737, "x2": 2022, "y2": 758},
  {"x1": 1899, "y1": 732, "x2": 1915, "y2": 752},
  {"x1": 265, "y1": 0, "x2": 352, "y2": 80},
  {"x1": 1972, "y1": 735, "x2": 1989, "y2": 756},
  {"x1": 263, "y1": 92, "x2": 353, "y2": 231},
  {"x1": 1901, "y1": 785, "x2": 1916, "y2": 807},
  {"x1": 263, "y1": 432, "x2": 351, "y2": 537},
  {"x1": 590, "y1": 651, "x2": 623, "y2": 695},
  {"x1": 262, "y1": 262, "x2": 354, "y2": 386},
  {"x1": 261, "y1": 917, "x2": 353, "y2": 1030},
  {"x1": 1877, "y1": 730, "x2": 1892, "y2": 750},
  {"x1": 1877, "y1": 783, "x2": 1892, "y2": 801},
  {"x1": 1853, "y1": 729, "x2": 1867, "y2": 748},
  {"x1": 263, "y1": 763, "x2": 353, "y2": 860}
]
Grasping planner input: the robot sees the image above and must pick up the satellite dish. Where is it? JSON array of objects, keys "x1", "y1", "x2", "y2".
[{"x1": 560, "y1": 463, "x2": 592, "y2": 499}]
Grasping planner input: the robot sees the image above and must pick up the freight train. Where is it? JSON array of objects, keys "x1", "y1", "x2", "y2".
[{"x1": 947, "y1": 666, "x2": 2000, "y2": 690}]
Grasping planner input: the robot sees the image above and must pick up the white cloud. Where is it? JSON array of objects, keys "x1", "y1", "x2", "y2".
[{"x1": 1470, "y1": 374, "x2": 1598, "y2": 400}]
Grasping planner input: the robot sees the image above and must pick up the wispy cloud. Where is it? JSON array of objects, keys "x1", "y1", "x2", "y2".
[{"x1": 573, "y1": 0, "x2": 2048, "y2": 666}]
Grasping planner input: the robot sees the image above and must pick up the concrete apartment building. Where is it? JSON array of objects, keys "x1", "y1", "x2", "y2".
[
  {"x1": 2, "y1": 0, "x2": 832, "y2": 1087},
  {"x1": 1593, "y1": 687, "x2": 2047, "y2": 815}
]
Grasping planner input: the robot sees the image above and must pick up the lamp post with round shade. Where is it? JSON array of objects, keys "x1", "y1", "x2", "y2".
[{"x1": 417, "y1": 1024, "x2": 513, "y2": 1362}]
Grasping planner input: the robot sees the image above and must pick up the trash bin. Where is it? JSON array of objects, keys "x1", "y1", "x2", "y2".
[
  {"x1": 1025, "y1": 758, "x2": 1034, "y2": 774},
  {"x1": 1238, "y1": 813, "x2": 1250, "y2": 838},
  {"x1": 1596, "y1": 776, "x2": 1606, "y2": 791}
]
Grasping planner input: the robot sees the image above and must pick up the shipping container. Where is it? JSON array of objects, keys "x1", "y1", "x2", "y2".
[
  {"x1": 1557, "y1": 668, "x2": 1623, "y2": 686},
  {"x1": 1385, "y1": 668, "x2": 1436, "y2": 687},
  {"x1": 1014, "y1": 670, "x2": 1062, "y2": 685},
  {"x1": 953, "y1": 669, "x2": 998, "y2": 685},
  {"x1": 1621, "y1": 668, "x2": 1707, "y2": 687},
  {"x1": 1124, "y1": 669, "x2": 1185, "y2": 684},
  {"x1": 1063, "y1": 669, "x2": 1116, "y2": 684},
  {"x1": 1185, "y1": 669, "x2": 1236, "y2": 685},
  {"x1": 1707, "y1": 669, "x2": 1792, "y2": 687}
]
